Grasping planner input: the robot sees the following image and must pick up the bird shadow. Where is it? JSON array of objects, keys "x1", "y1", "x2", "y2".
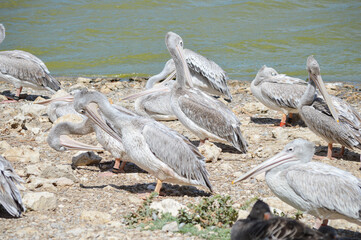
[
  {"x1": 1, "y1": 90, "x2": 50, "y2": 101},
  {"x1": 80, "y1": 182, "x2": 210, "y2": 197},
  {"x1": 250, "y1": 115, "x2": 306, "y2": 127},
  {"x1": 190, "y1": 140, "x2": 241, "y2": 154},
  {"x1": 98, "y1": 161, "x2": 147, "y2": 174},
  {"x1": 319, "y1": 225, "x2": 361, "y2": 239},
  {"x1": 250, "y1": 117, "x2": 281, "y2": 125},
  {"x1": 315, "y1": 146, "x2": 360, "y2": 163}
]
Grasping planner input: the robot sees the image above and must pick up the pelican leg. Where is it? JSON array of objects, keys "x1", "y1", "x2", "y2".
[
  {"x1": 332, "y1": 146, "x2": 345, "y2": 158},
  {"x1": 287, "y1": 113, "x2": 293, "y2": 125},
  {"x1": 313, "y1": 218, "x2": 329, "y2": 229},
  {"x1": 199, "y1": 138, "x2": 209, "y2": 146},
  {"x1": 154, "y1": 179, "x2": 163, "y2": 194},
  {"x1": 280, "y1": 114, "x2": 287, "y2": 127},
  {"x1": 327, "y1": 143, "x2": 333, "y2": 159},
  {"x1": 15, "y1": 86, "x2": 23, "y2": 100},
  {"x1": 99, "y1": 158, "x2": 125, "y2": 177}
]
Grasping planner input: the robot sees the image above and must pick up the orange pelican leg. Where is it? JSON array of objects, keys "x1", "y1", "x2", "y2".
[
  {"x1": 280, "y1": 114, "x2": 287, "y2": 127},
  {"x1": 15, "y1": 86, "x2": 23, "y2": 100},
  {"x1": 154, "y1": 179, "x2": 163, "y2": 194}
]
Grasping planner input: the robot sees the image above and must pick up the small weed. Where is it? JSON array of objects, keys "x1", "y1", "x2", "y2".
[{"x1": 124, "y1": 192, "x2": 159, "y2": 226}]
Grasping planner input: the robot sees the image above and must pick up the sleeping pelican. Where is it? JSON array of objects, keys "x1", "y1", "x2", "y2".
[
  {"x1": 146, "y1": 47, "x2": 232, "y2": 101},
  {"x1": 71, "y1": 89, "x2": 212, "y2": 194},
  {"x1": 0, "y1": 24, "x2": 60, "y2": 102},
  {"x1": 0, "y1": 155, "x2": 26, "y2": 217},
  {"x1": 251, "y1": 66, "x2": 308, "y2": 127},
  {"x1": 299, "y1": 55, "x2": 361, "y2": 159},
  {"x1": 165, "y1": 32, "x2": 247, "y2": 152},
  {"x1": 233, "y1": 139, "x2": 361, "y2": 228}
]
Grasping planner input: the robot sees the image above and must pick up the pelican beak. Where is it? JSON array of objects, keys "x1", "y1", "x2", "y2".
[
  {"x1": 163, "y1": 70, "x2": 176, "y2": 83},
  {"x1": 120, "y1": 86, "x2": 170, "y2": 100},
  {"x1": 36, "y1": 95, "x2": 74, "y2": 105},
  {"x1": 232, "y1": 151, "x2": 298, "y2": 184},
  {"x1": 311, "y1": 73, "x2": 339, "y2": 123},
  {"x1": 59, "y1": 135, "x2": 104, "y2": 151},
  {"x1": 176, "y1": 45, "x2": 193, "y2": 88},
  {"x1": 83, "y1": 103, "x2": 123, "y2": 143}
]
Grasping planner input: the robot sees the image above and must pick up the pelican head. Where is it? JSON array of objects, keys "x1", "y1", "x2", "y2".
[
  {"x1": 253, "y1": 65, "x2": 278, "y2": 85},
  {"x1": 306, "y1": 55, "x2": 339, "y2": 122},
  {"x1": 165, "y1": 32, "x2": 193, "y2": 88},
  {"x1": 232, "y1": 139, "x2": 315, "y2": 184}
]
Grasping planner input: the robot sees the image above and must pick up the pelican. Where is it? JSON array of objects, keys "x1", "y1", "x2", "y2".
[
  {"x1": 71, "y1": 89, "x2": 212, "y2": 194},
  {"x1": 0, "y1": 155, "x2": 26, "y2": 217},
  {"x1": 0, "y1": 24, "x2": 60, "y2": 102},
  {"x1": 299, "y1": 55, "x2": 361, "y2": 159},
  {"x1": 146, "y1": 47, "x2": 232, "y2": 101},
  {"x1": 165, "y1": 32, "x2": 247, "y2": 152},
  {"x1": 251, "y1": 65, "x2": 309, "y2": 127},
  {"x1": 231, "y1": 199, "x2": 327, "y2": 240},
  {"x1": 45, "y1": 96, "x2": 135, "y2": 174},
  {"x1": 233, "y1": 139, "x2": 361, "y2": 228},
  {"x1": 134, "y1": 80, "x2": 177, "y2": 121}
]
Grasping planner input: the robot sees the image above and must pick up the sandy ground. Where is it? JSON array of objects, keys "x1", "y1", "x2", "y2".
[{"x1": 0, "y1": 77, "x2": 360, "y2": 239}]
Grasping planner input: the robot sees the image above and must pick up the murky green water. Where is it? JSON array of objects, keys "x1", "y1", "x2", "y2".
[{"x1": 0, "y1": 0, "x2": 360, "y2": 82}]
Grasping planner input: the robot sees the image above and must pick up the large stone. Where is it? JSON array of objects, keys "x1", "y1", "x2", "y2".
[
  {"x1": 242, "y1": 102, "x2": 268, "y2": 114},
  {"x1": 23, "y1": 192, "x2": 57, "y2": 211},
  {"x1": 41, "y1": 164, "x2": 78, "y2": 182},
  {"x1": 150, "y1": 199, "x2": 186, "y2": 217},
  {"x1": 198, "y1": 140, "x2": 222, "y2": 162},
  {"x1": 20, "y1": 103, "x2": 47, "y2": 118},
  {"x1": 71, "y1": 151, "x2": 102, "y2": 169},
  {"x1": 263, "y1": 197, "x2": 296, "y2": 215},
  {"x1": 237, "y1": 210, "x2": 249, "y2": 220},
  {"x1": 25, "y1": 165, "x2": 42, "y2": 176},
  {"x1": 53, "y1": 177, "x2": 74, "y2": 187},
  {"x1": 81, "y1": 210, "x2": 111, "y2": 224},
  {"x1": 0, "y1": 141, "x2": 11, "y2": 153},
  {"x1": 3, "y1": 146, "x2": 40, "y2": 163},
  {"x1": 162, "y1": 221, "x2": 179, "y2": 232}
]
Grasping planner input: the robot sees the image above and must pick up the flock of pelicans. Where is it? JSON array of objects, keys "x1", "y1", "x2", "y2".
[{"x1": 0, "y1": 23, "x2": 360, "y2": 238}]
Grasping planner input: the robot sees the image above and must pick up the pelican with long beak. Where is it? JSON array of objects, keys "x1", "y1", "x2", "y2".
[
  {"x1": 298, "y1": 55, "x2": 361, "y2": 159},
  {"x1": 71, "y1": 89, "x2": 212, "y2": 195},
  {"x1": 233, "y1": 139, "x2": 361, "y2": 228}
]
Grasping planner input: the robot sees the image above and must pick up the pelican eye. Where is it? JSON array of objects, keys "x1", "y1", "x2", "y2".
[
  {"x1": 271, "y1": 71, "x2": 276, "y2": 76},
  {"x1": 286, "y1": 147, "x2": 294, "y2": 152},
  {"x1": 179, "y1": 41, "x2": 183, "y2": 47},
  {"x1": 79, "y1": 109, "x2": 85, "y2": 114}
]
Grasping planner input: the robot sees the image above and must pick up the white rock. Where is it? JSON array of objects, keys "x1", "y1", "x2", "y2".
[
  {"x1": 3, "y1": 146, "x2": 40, "y2": 163},
  {"x1": 243, "y1": 102, "x2": 268, "y2": 114},
  {"x1": 53, "y1": 177, "x2": 74, "y2": 187},
  {"x1": 81, "y1": 210, "x2": 111, "y2": 224},
  {"x1": 263, "y1": 197, "x2": 296, "y2": 214},
  {"x1": 41, "y1": 165, "x2": 78, "y2": 182},
  {"x1": 69, "y1": 83, "x2": 88, "y2": 92},
  {"x1": 71, "y1": 151, "x2": 102, "y2": 169},
  {"x1": 20, "y1": 103, "x2": 47, "y2": 118},
  {"x1": 77, "y1": 77, "x2": 92, "y2": 84},
  {"x1": 25, "y1": 165, "x2": 41, "y2": 177},
  {"x1": 127, "y1": 195, "x2": 143, "y2": 205},
  {"x1": 237, "y1": 210, "x2": 249, "y2": 220},
  {"x1": 150, "y1": 199, "x2": 186, "y2": 217},
  {"x1": 198, "y1": 140, "x2": 222, "y2": 162},
  {"x1": 23, "y1": 192, "x2": 57, "y2": 211},
  {"x1": 0, "y1": 141, "x2": 11, "y2": 153},
  {"x1": 162, "y1": 221, "x2": 179, "y2": 232},
  {"x1": 53, "y1": 113, "x2": 83, "y2": 125}
]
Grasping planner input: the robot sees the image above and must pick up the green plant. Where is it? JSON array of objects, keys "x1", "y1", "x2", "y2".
[
  {"x1": 177, "y1": 194, "x2": 238, "y2": 228},
  {"x1": 124, "y1": 192, "x2": 159, "y2": 226}
]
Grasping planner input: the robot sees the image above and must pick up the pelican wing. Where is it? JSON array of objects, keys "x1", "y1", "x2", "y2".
[
  {"x1": 260, "y1": 81, "x2": 307, "y2": 110},
  {"x1": 0, "y1": 156, "x2": 25, "y2": 217},
  {"x1": 142, "y1": 121, "x2": 212, "y2": 191},
  {"x1": 178, "y1": 90, "x2": 247, "y2": 152},
  {"x1": 0, "y1": 50, "x2": 60, "y2": 92},
  {"x1": 184, "y1": 48, "x2": 231, "y2": 99},
  {"x1": 286, "y1": 162, "x2": 361, "y2": 220}
]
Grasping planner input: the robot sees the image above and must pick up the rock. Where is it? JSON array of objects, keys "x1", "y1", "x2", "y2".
[
  {"x1": 16, "y1": 227, "x2": 38, "y2": 237},
  {"x1": 71, "y1": 151, "x2": 102, "y2": 169},
  {"x1": 53, "y1": 113, "x2": 83, "y2": 125},
  {"x1": 0, "y1": 95, "x2": 7, "y2": 101},
  {"x1": 23, "y1": 192, "x2": 57, "y2": 211},
  {"x1": 41, "y1": 165, "x2": 78, "y2": 182},
  {"x1": 69, "y1": 83, "x2": 87, "y2": 92},
  {"x1": 20, "y1": 103, "x2": 47, "y2": 118},
  {"x1": 3, "y1": 146, "x2": 40, "y2": 163},
  {"x1": 53, "y1": 177, "x2": 74, "y2": 187},
  {"x1": 127, "y1": 195, "x2": 143, "y2": 205},
  {"x1": 25, "y1": 165, "x2": 41, "y2": 176},
  {"x1": 150, "y1": 199, "x2": 186, "y2": 217},
  {"x1": 81, "y1": 210, "x2": 111, "y2": 224},
  {"x1": 242, "y1": 102, "x2": 268, "y2": 114},
  {"x1": 77, "y1": 77, "x2": 92, "y2": 84},
  {"x1": 0, "y1": 141, "x2": 11, "y2": 153},
  {"x1": 237, "y1": 210, "x2": 249, "y2": 220},
  {"x1": 27, "y1": 176, "x2": 51, "y2": 189},
  {"x1": 162, "y1": 221, "x2": 179, "y2": 232},
  {"x1": 198, "y1": 140, "x2": 222, "y2": 162}
]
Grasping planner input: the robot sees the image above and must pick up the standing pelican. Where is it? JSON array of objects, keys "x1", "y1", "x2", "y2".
[
  {"x1": 231, "y1": 199, "x2": 328, "y2": 240},
  {"x1": 0, "y1": 24, "x2": 60, "y2": 102},
  {"x1": 251, "y1": 66, "x2": 309, "y2": 126},
  {"x1": 233, "y1": 139, "x2": 361, "y2": 228},
  {"x1": 298, "y1": 55, "x2": 361, "y2": 159},
  {"x1": 146, "y1": 48, "x2": 232, "y2": 101},
  {"x1": 71, "y1": 89, "x2": 212, "y2": 194},
  {"x1": 165, "y1": 32, "x2": 247, "y2": 152},
  {"x1": 0, "y1": 155, "x2": 26, "y2": 217},
  {"x1": 45, "y1": 96, "x2": 134, "y2": 174}
]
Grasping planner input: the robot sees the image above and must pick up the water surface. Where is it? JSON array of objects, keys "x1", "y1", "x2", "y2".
[{"x1": 0, "y1": 0, "x2": 360, "y2": 82}]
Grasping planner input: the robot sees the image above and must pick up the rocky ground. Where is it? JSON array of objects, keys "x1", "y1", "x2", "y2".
[{"x1": 0, "y1": 77, "x2": 360, "y2": 239}]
